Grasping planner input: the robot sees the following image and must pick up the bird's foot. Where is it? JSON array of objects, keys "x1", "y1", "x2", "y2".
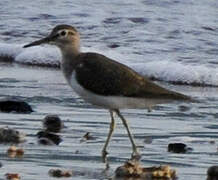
[{"x1": 131, "y1": 151, "x2": 141, "y2": 162}]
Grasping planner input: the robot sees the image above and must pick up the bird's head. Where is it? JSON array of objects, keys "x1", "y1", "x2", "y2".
[{"x1": 23, "y1": 24, "x2": 80, "y2": 52}]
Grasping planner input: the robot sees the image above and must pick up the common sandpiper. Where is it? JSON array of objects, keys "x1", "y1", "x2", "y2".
[{"x1": 24, "y1": 24, "x2": 194, "y2": 168}]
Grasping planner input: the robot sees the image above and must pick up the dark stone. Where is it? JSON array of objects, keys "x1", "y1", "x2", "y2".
[
  {"x1": 43, "y1": 115, "x2": 63, "y2": 133},
  {"x1": 0, "y1": 161, "x2": 2, "y2": 168},
  {"x1": 0, "y1": 100, "x2": 33, "y2": 113},
  {"x1": 37, "y1": 131, "x2": 62, "y2": 145},
  {"x1": 207, "y1": 166, "x2": 218, "y2": 180},
  {"x1": 168, "y1": 143, "x2": 192, "y2": 153}
]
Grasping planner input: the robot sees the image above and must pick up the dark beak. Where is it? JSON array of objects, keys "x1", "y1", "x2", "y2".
[{"x1": 23, "y1": 36, "x2": 53, "y2": 48}]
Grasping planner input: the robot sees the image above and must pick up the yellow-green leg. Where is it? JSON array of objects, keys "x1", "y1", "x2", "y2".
[
  {"x1": 102, "y1": 110, "x2": 116, "y2": 168},
  {"x1": 115, "y1": 109, "x2": 141, "y2": 160}
]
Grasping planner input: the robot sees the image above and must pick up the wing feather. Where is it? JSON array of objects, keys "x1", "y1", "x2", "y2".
[{"x1": 75, "y1": 53, "x2": 191, "y2": 101}]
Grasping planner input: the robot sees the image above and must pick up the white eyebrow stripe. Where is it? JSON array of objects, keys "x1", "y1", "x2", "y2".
[{"x1": 57, "y1": 30, "x2": 67, "y2": 36}]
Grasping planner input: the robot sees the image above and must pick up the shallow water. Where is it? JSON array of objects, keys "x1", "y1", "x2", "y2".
[
  {"x1": 0, "y1": 0, "x2": 218, "y2": 179},
  {"x1": 0, "y1": 64, "x2": 217, "y2": 180}
]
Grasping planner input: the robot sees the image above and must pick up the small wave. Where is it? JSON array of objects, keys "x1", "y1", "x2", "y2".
[
  {"x1": 1, "y1": 43, "x2": 218, "y2": 87},
  {"x1": 132, "y1": 61, "x2": 218, "y2": 87}
]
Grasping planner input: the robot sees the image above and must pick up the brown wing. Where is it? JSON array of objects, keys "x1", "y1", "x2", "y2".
[{"x1": 75, "y1": 53, "x2": 191, "y2": 101}]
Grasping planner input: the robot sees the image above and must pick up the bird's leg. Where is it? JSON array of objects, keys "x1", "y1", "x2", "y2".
[
  {"x1": 115, "y1": 109, "x2": 141, "y2": 161},
  {"x1": 102, "y1": 110, "x2": 116, "y2": 169}
]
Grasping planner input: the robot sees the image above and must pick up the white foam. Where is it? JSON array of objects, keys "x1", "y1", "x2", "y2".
[
  {"x1": 15, "y1": 46, "x2": 61, "y2": 67},
  {"x1": 1, "y1": 43, "x2": 218, "y2": 86},
  {"x1": 132, "y1": 61, "x2": 218, "y2": 86},
  {"x1": 0, "y1": 43, "x2": 23, "y2": 58}
]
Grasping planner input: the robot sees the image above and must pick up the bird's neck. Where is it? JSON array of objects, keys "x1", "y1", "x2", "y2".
[
  {"x1": 60, "y1": 43, "x2": 80, "y2": 58},
  {"x1": 59, "y1": 44, "x2": 80, "y2": 82}
]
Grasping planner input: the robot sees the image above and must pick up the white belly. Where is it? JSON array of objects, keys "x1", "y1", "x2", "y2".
[{"x1": 67, "y1": 72, "x2": 170, "y2": 109}]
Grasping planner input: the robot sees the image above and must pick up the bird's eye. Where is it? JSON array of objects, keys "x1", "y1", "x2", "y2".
[{"x1": 60, "y1": 31, "x2": 66, "y2": 36}]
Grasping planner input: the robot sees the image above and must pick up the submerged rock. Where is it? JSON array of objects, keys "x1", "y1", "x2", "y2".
[
  {"x1": 43, "y1": 115, "x2": 63, "y2": 133},
  {"x1": 37, "y1": 131, "x2": 62, "y2": 145},
  {"x1": 168, "y1": 143, "x2": 192, "y2": 153},
  {"x1": 207, "y1": 166, "x2": 218, "y2": 180},
  {"x1": 0, "y1": 100, "x2": 33, "y2": 113},
  {"x1": 0, "y1": 127, "x2": 26, "y2": 143},
  {"x1": 115, "y1": 160, "x2": 177, "y2": 179}
]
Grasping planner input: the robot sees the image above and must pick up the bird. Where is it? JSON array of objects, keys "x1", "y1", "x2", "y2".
[{"x1": 23, "y1": 24, "x2": 193, "y2": 167}]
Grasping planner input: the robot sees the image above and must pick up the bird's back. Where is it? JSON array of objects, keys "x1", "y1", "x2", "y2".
[{"x1": 74, "y1": 52, "x2": 192, "y2": 102}]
